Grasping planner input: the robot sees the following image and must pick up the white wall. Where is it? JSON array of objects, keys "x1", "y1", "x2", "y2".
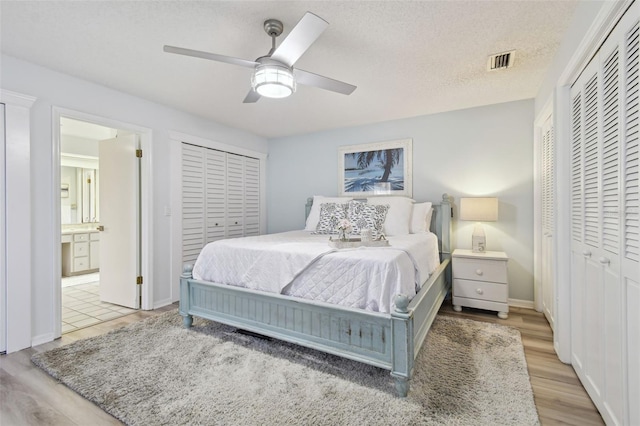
[
  {"x1": 267, "y1": 99, "x2": 535, "y2": 302},
  {"x1": 61, "y1": 135, "x2": 100, "y2": 157},
  {"x1": 534, "y1": 0, "x2": 605, "y2": 114},
  {"x1": 1, "y1": 54, "x2": 267, "y2": 343}
]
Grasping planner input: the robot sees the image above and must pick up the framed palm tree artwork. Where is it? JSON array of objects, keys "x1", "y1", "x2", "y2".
[{"x1": 338, "y1": 138, "x2": 412, "y2": 197}]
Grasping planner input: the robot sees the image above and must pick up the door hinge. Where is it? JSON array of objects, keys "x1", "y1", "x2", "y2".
[
  {"x1": 136, "y1": 149, "x2": 143, "y2": 158},
  {"x1": 137, "y1": 276, "x2": 143, "y2": 285}
]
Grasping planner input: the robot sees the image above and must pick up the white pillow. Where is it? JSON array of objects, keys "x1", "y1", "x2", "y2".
[
  {"x1": 366, "y1": 196, "x2": 414, "y2": 236},
  {"x1": 305, "y1": 196, "x2": 352, "y2": 231},
  {"x1": 425, "y1": 208, "x2": 434, "y2": 231},
  {"x1": 410, "y1": 202, "x2": 433, "y2": 233}
]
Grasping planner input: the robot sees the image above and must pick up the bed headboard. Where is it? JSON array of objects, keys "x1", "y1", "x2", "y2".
[{"x1": 304, "y1": 194, "x2": 452, "y2": 260}]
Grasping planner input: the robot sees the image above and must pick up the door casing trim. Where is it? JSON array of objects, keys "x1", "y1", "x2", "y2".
[{"x1": 52, "y1": 107, "x2": 154, "y2": 339}]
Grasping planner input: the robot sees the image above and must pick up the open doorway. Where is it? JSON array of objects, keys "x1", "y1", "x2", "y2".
[{"x1": 59, "y1": 117, "x2": 142, "y2": 333}]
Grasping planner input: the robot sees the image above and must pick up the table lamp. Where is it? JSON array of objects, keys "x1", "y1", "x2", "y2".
[{"x1": 459, "y1": 197, "x2": 498, "y2": 252}]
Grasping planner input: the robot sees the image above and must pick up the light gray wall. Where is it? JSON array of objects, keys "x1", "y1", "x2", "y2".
[
  {"x1": 535, "y1": 0, "x2": 605, "y2": 114},
  {"x1": 1, "y1": 54, "x2": 268, "y2": 343},
  {"x1": 61, "y1": 135, "x2": 100, "y2": 157},
  {"x1": 267, "y1": 99, "x2": 535, "y2": 301}
]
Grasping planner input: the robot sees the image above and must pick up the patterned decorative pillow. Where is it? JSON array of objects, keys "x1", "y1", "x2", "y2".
[
  {"x1": 314, "y1": 203, "x2": 348, "y2": 234},
  {"x1": 348, "y1": 201, "x2": 389, "y2": 237}
]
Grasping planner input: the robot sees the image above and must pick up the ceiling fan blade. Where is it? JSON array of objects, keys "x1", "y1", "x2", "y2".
[
  {"x1": 270, "y1": 12, "x2": 329, "y2": 67},
  {"x1": 163, "y1": 45, "x2": 257, "y2": 69},
  {"x1": 243, "y1": 90, "x2": 261, "y2": 103},
  {"x1": 294, "y1": 69, "x2": 356, "y2": 95}
]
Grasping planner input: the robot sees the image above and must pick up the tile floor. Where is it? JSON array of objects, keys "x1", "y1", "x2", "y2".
[{"x1": 61, "y1": 274, "x2": 137, "y2": 334}]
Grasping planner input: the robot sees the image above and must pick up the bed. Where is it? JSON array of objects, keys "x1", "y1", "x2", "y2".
[{"x1": 179, "y1": 194, "x2": 452, "y2": 397}]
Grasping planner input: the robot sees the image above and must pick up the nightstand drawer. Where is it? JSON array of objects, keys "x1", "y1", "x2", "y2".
[
  {"x1": 452, "y1": 258, "x2": 507, "y2": 283},
  {"x1": 454, "y1": 279, "x2": 508, "y2": 303}
]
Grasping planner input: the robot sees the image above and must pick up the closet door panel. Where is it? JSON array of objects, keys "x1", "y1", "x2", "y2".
[
  {"x1": 601, "y1": 46, "x2": 620, "y2": 255},
  {"x1": 626, "y1": 279, "x2": 639, "y2": 426},
  {"x1": 583, "y1": 257, "x2": 603, "y2": 396},
  {"x1": 570, "y1": 251, "x2": 586, "y2": 370},
  {"x1": 541, "y1": 115, "x2": 556, "y2": 328},
  {"x1": 623, "y1": 17, "x2": 639, "y2": 426},
  {"x1": 244, "y1": 157, "x2": 260, "y2": 236},
  {"x1": 582, "y1": 72, "x2": 600, "y2": 249},
  {"x1": 182, "y1": 144, "x2": 206, "y2": 264},
  {"x1": 205, "y1": 149, "x2": 226, "y2": 243},
  {"x1": 226, "y1": 153, "x2": 245, "y2": 238},
  {"x1": 623, "y1": 20, "x2": 639, "y2": 264},
  {"x1": 604, "y1": 262, "x2": 624, "y2": 424}
]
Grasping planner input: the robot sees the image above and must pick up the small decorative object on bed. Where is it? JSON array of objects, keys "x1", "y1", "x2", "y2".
[
  {"x1": 336, "y1": 218, "x2": 352, "y2": 241},
  {"x1": 180, "y1": 194, "x2": 452, "y2": 397},
  {"x1": 338, "y1": 138, "x2": 412, "y2": 197},
  {"x1": 328, "y1": 234, "x2": 389, "y2": 249}
]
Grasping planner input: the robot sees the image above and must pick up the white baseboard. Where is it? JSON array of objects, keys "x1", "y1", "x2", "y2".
[
  {"x1": 508, "y1": 298, "x2": 535, "y2": 309},
  {"x1": 153, "y1": 298, "x2": 176, "y2": 310},
  {"x1": 32, "y1": 333, "x2": 55, "y2": 348}
]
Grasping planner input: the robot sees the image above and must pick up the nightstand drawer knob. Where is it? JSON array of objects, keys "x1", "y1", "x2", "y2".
[
  {"x1": 475, "y1": 269, "x2": 483, "y2": 276},
  {"x1": 476, "y1": 288, "x2": 484, "y2": 295}
]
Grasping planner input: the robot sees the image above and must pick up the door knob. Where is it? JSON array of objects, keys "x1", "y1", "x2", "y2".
[{"x1": 97, "y1": 225, "x2": 105, "y2": 231}]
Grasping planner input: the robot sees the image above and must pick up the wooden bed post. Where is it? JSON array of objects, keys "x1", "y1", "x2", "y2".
[
  {"x1": 180, "y1": 264, "x2": 194, "y2": 328},
  {"x1": 305, "y1": 197, "x2": 313, "y2": 221},
  {"x1": 440, "y1": 193, "x2": 453, "y2": 284},
  {"x1": 440, "y1": 193, "x2": 452, "y2": 260},
  {"x1": 391, "y1": 294, "x2": 414, "y2": 397}
]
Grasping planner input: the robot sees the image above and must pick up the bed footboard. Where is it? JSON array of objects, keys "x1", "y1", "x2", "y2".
[{"x1": 179, "y1": 260, "x2": 450, "y2": 397}]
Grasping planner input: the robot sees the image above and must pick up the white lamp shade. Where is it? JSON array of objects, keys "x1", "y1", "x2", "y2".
[
  {"x1": 459, "y1": 197, "x2": 498, "y2": 222},
  {"x1": 251, "y1": 62, "x2": 295, "y2": 99}
]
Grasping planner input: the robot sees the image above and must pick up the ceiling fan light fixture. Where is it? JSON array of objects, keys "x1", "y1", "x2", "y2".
[{"x1": 251, "y1": 60, "x2": 296, "y2": 99}]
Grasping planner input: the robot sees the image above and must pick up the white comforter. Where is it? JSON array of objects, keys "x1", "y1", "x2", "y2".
[{"x1": 192, "y1": 230, "x2": 440, "y2": 313}]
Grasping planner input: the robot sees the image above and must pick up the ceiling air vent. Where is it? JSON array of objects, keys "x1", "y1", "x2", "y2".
[{"x1": 487, "y1": 50, "x2": 515, "y2": 71}]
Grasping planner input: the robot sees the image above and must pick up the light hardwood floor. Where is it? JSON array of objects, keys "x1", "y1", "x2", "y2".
[{"x1": 1, "y1": 301, "x2": 603, "y2": 425}]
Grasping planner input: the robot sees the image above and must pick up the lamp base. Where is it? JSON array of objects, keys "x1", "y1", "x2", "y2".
[
  {"x1": 471, "y1": 223, "x2": 486, "y2": 253},
  {"x1": 472, "y1": 235, "x2": 486, "y2": 252}
]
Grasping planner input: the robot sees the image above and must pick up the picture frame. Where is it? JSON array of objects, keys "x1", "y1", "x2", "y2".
[{"x1": 338, "y1": 138, "x2": 412, "y2": 197}]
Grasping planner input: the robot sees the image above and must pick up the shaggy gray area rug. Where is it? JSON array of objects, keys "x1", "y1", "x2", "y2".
[{"x1": 32, "y1": 311, "x2": 539, "y2": 425}]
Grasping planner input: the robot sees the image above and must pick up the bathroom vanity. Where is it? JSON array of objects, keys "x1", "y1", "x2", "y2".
[{"x1": 61, "y1": 229, "x2": 100, "y2": 276}]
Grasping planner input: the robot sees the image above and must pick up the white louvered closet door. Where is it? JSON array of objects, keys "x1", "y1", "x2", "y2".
[
  {"x1": 226, "y1": 153, "x2": 245, "y2": 238},
  {"x1": 205, "y1": 149, "x2": 226, "y2": 243},
  {"x1": 182, "y1": 143, "x2": 262, "y2": 263},
  {"x1": 622, "y1": 17, "x2": 639, "y2": 426},
  {"x1": 181, "y1": 144, "x2": 206, "y2": 265},
  {"x1": 541, "y1": 115, "x2": 556, "y2": 329},
  {"x1": 569, "y1": 5, "x2": 639, "y2": 425},
  {"x1": 244, "y1": 157, "x2": 260, "y2": 236}
]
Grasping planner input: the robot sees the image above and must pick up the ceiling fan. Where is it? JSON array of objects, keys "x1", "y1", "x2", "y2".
[{"x1": 163, "y1": 12, "x2": 356, "y2": 103}]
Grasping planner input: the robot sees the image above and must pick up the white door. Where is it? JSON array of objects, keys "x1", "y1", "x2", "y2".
[
  {"x1": 540, "y1": 115, "x2": 555, "y2": 329},
  {"x1": 98, "y1": 134, "x2": 140, "y2": 309},
  {"x1": 569, "y1": 7, "x2": 639, "y2": 423},
  {"x1": 0, "y1": 103, "x2": 5, "y2": 353}
]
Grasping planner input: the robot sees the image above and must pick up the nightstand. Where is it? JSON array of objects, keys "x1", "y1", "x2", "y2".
[{"x1": 452, "y1": 249, "x2": 509, "y2": 319}]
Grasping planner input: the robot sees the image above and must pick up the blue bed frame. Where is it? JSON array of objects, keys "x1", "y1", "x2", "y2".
[{"x1": 180, "y1": 194, "x2": 452, "y2": 397}]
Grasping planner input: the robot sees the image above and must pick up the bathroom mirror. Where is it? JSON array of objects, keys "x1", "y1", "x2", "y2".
[{"x1": 61, "y1": 154, "x2": 99, "y2": 225}]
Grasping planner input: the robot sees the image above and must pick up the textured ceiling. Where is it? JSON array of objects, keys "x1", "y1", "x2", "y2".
[{"x1": 1, "y1": 1, "x2": 579, "y2": 139}]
